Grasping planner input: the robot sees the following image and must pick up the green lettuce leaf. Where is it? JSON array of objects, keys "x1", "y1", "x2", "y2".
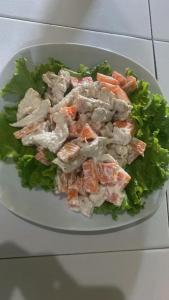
[
  {"x1": 65, "y1": 60, "x2": 112, "y2": 80},
  {"x1": 90, "y1": 60, "x2": 112, "y2": 80},
  {"x1": 16, "y1": 155, "x2": 57, "y2": 191},
  {"x1": 1, "y1": 58, "x2": 36, "y2": 99},
  {"x1": 1, "y1": 57, "x2": 65, "y2": 98},
  {"x1": 0, "y1": 106, "x2": 57, "y2": 191}
]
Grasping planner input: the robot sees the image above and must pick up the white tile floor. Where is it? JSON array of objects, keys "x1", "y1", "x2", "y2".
[
  {"x1": 0, "y1": 17, "x2": 169, "y2": 258},
  {"x1": 0, "y1": 2, "x2": 169, "y2": 299},
  {"x1": 0, "y1": 0, "x2": 151, "y2": 38},
  {"x1": 150, "y1": 0, "x2": 169, "y2": 41}
]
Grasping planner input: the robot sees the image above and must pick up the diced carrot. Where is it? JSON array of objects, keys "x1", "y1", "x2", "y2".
[
  {"x1": 111, "y1": 85, "x2": 130, "y2": 102},
  {"x1": 60, "y1": 105, "x2": 77, "y2": 119},
  {"x1": 122, "y1": 76, "x2": 137, "y2": 93},
  {"x1": 100, "y1": 81, "x2": 117, "y2": 92},
  {"x1": 74, "y1": 176, "x2": 84, "y2": 196},
  {"x1": 35, "y1": 146, "x2": 50, "y2": 166},
  {"x1": 80, "y1": 123, "x2": 97, "y2": 141},
  {"x1": 113, "y1": 120, "x2": 135, "y2": 134},
  {"x1": 131, "y1": 139, "x2": 146, "y2": 156},
  {"x1": 116, "y1": 169, "x2": 131, "y2": 189},
  {"x1": 57, "y1": 142, "x2": 80, "y2": 162},
  {"x1": 83, "y1": 159, "x2": 99, "y2": 193},
  {"x1": 58, "y1": 172, "x2": 78, "y2": 193},
  {"x1": 97, "y1": 162, "x2": 118, "y2": 185},
  {"x1": 14, "y1": 123, "x2": 40, "y2": 139},
  {"x1": 112, "y1": 71, "x2": 127, "y2": 86},
  {"x1": 67, "y1": 188, "x2": 78, "y2": 201},
  {"x1": 57, "y1": 172, "x2": 69, "y2": 193},
  {"x1": 97, "y1": 73, "x2": 119, "y2": 85}
]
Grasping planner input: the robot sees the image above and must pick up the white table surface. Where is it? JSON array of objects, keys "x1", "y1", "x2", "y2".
[
  {"x1": 0, "y1": 4, "x2": 169, "y2": 299},
  {"x1": 0, "y1": 0, "x2": 151, "y2": 39},
  {"x1": 0, "y1": 249, "x2": 169, "y2": 300}
]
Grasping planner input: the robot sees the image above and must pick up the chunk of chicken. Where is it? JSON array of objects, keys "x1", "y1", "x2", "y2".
[
  {"x1": 89, "y1": 185, "x2": 107, "y2": 207},
  {"x1": 52, "y1": 85, "x2": 84, "y2": 112},
  {"x1": 53, "y1": 136, "x2": 109, "y2": 172},
  {"x1": 43, "y1": 70, "x2": 71, "y2": 104},
  {"x1": 107, "y1": 144, "x2": 129, "y2": 167},
  {"x1": 100, "y1": 122, "x2": 114, "y2": 138},
  {"x1": 21, "y1": 121, "x2": 49, "y2": 145},
  {"x1": 79, "y1": 196, "x2": 94, "y2": 217},
  {"x1": 75, "y1": 95, "x2": 113, "y2": 113},
  {"x1": 91, "y1": 107, "x2": 113, "y2": 123},
  {"x1": 17, "y1": 88, "x2": 42, "y2": 121},
  {"x1": 106, "y1": 185, "x2": 124, "y2": 206},
  {"x1": 11, "y1": 99, "x2": 51, "y2": 128},
  {"x1": 113, "y1": 99, "x2": 132, "y2": 121},
  {"x1": 111, "y1": 120, "x2": 134, "y2": 146},
  {"x1": 30, "y1": 115, "x2": 69, "y2": 153},
  {"x1": 79, "y1": 137, "x2": 109, "y2": 158},
  {"x1": 127, "y1": 138, "x2": 146, "y2": 164},
  {"x1": 53, "y1": 156, "x2": 86, "y2": 173}
]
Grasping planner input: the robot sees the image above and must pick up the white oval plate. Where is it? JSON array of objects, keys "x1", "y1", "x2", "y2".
[{"x1": 0, "y1": 43, "x2": 165, "y2": 232}]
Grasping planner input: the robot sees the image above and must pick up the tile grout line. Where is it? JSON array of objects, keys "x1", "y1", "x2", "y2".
[
  {"x1": 0, "y1": 14, "x2": 152, "y2": 42},
  {"x1": 1, "y1": 13, "x2": 169, "y2": 44},
  {"x1": 148, "y1": 0, "x2": 158, "y2": 79},
  {"x1": 0, "y1": 246, "x2": 169, "y2": 261}
]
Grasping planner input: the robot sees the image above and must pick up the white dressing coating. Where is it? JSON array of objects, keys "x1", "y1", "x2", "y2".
[
  {"x1": 11, "y1": 99, "x2": 51, "y2": 127},
  {"x1": 11, "y1": 69, "x2": 146, "y2": 217},
  {"x1": 17, "y1": 88, "x2": 42, "y2": 121}
]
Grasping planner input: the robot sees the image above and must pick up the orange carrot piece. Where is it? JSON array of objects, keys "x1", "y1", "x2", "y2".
[
  {"x1": 14, "y1": 123, "x2": 40, "y2": 139},
  {"x1": 100, "y1": 81, "x2": 117, "y2": 92},
  {"x1": 122, "y1": 76, "x2": 137, "y2": 93},
  {"x1": 116, "y1": 170, "x2": 131, "y2": 189},
  {"x1": 80, "y1": 123, "x2": 97, "y2": 141},
  {"x1": 35, "y1": 146, "x2": 50, "y2": 166},
  {"x1": 60, "y1": 105, "x2": 77, "y2": 119},
  {"x1": 68, "y1": 188, "x2": 78, "y2": 201},
  {"x1": 131, "y1": 139, "x2": 146, "y2": 156},
  {"x1": 113, "y1": 120, "x2": 134, "y2": 134},
  {"x1": 112, "y1": 71, "x2": 127, "y2": 86},
  {"x1": 97, "y1": 73, "x2": 119, "y2": 85},
  {"x1": 97, "y1": 162, "x2": 118, "y2": 185},
  {"x1": 57, "y1": 142, "x2": 80, "y2": 162},
  {"x1": 83, "y1": 159, "x2": 99, "y2": 193},
  {"x1": 111, "y1": 85, "x2": 129, "y2": 102}
]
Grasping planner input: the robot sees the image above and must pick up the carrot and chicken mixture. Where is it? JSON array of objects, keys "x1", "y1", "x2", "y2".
[{"x1": 11, "y1": 68, "x2": 146, "y2": 217}]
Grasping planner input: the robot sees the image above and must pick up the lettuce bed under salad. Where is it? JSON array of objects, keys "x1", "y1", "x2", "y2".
[{"x1": 0, "y1": 58, "x2": 169, "y2": 219}]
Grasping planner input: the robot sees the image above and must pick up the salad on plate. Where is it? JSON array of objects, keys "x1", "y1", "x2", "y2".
[{"x1": 0, "y1": 58, "x2": 169, "y2": 219}]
